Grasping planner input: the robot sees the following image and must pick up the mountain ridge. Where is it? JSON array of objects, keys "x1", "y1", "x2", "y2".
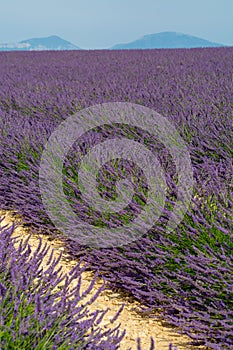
[
  {"x1": 110, "y1": 31, "x2": 225, "y2": 50},
  {"x1": 0, "y1": 35, "x2": 81, "y2": 51},
  {"x1": 0, "y1": 32, "x2": 228, "y2": 51}
]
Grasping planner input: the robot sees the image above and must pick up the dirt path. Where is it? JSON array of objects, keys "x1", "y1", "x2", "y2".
[{"x1": 0, "y1": 210, "x2": 208, "y2": 350}]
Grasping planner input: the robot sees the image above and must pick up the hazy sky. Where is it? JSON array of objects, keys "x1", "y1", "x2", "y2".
[{"x1": 1, "y1": 0, "x2": 232, "y2": 49}]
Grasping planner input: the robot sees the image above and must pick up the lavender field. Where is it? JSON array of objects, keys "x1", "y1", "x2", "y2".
[{"x1": 0, "y1": 47, "x2": 232, "y2": 349}]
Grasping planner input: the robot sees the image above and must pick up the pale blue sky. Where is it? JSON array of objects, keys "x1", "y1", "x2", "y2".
[{"x1": 1, "y1": 0, "x2": 232, "y2": 49}]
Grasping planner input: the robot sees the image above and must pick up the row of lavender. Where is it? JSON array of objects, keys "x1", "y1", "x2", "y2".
[
  {"x1": 0, "y1": 219, "x2": 124, "y2": 349},
  {"x1": 0, "y1": 217, "x2": 164, "y2": 350},
  {"x1": 0, "y1": 48, "x2": 232, "y2": 349}
]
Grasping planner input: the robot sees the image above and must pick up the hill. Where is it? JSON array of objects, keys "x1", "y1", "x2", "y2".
[
  {"x1": 0, "y1": 35, "x2": 81, "y2": 51},
  {"x1": 110, "y1": 32, "x2": 225, "y2": 49}
]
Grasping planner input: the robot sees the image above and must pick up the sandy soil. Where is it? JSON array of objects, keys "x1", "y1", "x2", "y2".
[{"x1": 0, "y1": 210, "x2": 208, "y2": 350}]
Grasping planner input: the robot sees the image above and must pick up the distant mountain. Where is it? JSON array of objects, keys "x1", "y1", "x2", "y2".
[
  {"x1": 110, "y1": 32, "x2": 225, "y2": 50},
  {"x1": 0, "y1": 35, "x2": 81, "y2": 51},
  {"x1": 0, "y1": 33, "x2": 227, "y2": 51}
]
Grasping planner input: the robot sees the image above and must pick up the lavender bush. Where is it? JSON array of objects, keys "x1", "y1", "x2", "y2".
[
  {"x1": 0, "y1": 47, "x2": 232, "y2": 349},
  {"x1": 0, "y1": 217, "x2": 177, "y2": 350},
  {"x1": 0, "y1": 217, "x2": 128, "y2": 349}
]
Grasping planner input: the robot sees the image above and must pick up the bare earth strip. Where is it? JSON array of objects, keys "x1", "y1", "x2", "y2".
[{"x1": 0, "y1": 210, "x2": 209, "y2": 350}]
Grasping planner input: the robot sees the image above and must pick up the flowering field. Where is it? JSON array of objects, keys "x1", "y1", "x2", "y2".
[{"x1": 0, "y1": 47, "x2": 232, "y2": 349}]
